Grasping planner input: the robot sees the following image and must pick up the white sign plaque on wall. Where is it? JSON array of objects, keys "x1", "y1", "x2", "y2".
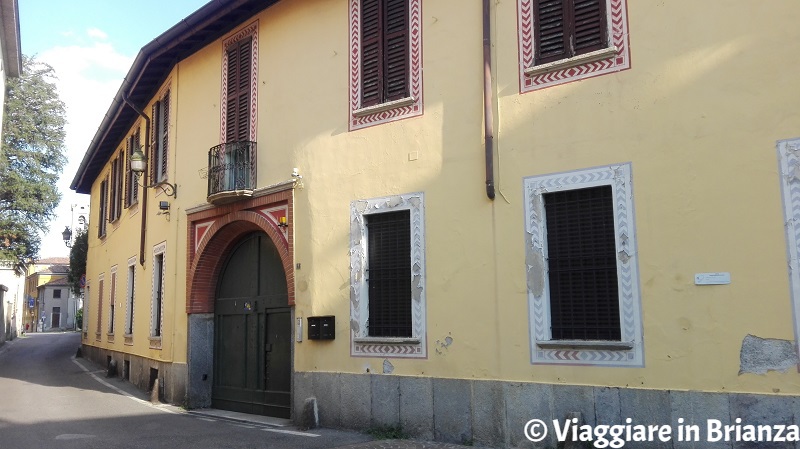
[{"x1": 694, "y1": 272, "x2": 731, "y2": 285}]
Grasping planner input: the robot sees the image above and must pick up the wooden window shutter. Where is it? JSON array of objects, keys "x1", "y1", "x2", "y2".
[
  {"x1": 533, "y1": 0, "x2": 569, "y2": 64},
  {"x1": 133, "y1": 130, "x2": 140, "y2": 203},
  {"x1": 151, "y1": 103, "x2": 158, "y2": 184},
  {"x1": 225, "y1": 38, "x2": 252, "y2": 143},
  {"x1": 360, "y1": 0, "x2": 382, "y2": 107},
  {"x1": 383, "y1": 0, "x2": 408, "y2": 102},
  {"x1": 533, "y1": 0, "x2": 607, "y2": 65},
  {"x1": 160, "y1": 91, "x2": 169, "y2": 179},
  {"x1": 124, "y1": 138, "x2": 130, "y2": 208},
  {"x1": 572, "y1": 0, "x2": 607, "y2": 55}
]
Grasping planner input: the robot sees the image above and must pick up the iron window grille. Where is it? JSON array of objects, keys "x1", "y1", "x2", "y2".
[
  {"x1": 543, "y1": 185, "x2": 621, "y2": 340},
  {"x1": 366, "y1": 210, "x2": 412, "y2": 338}
]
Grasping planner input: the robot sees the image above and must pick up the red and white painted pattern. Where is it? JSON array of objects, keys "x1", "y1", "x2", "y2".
[
  {"x1": 194, "y1": 220, "x2": 215, "y2": 252},
  {"x1": 220, "y1": 21, "x2": 259, "y2": 143},
  {"x1": 255, "y1": 206, "x2": 289, "y2": 243},
  {"x1": 517, "y1": 0, "x2": 630, "y2": 93},
  {"x1": 348, "y1": 0, "x2": 423, "y2": 130}
]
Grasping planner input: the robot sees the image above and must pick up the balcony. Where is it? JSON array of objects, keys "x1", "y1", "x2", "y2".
[{"x1": 207, "y1": 141, "x2": 257, "y2": 205}]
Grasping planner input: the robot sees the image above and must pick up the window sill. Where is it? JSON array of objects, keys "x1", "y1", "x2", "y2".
[
  {"x1": 124, "y1": 334, "x2": 133, "y2": 346},
  {"x1": 524, "y1": 46, "x2": 618, "y2": 77},
  {"x1": 353, "y1": 97, "x2": 415, "y2": 117},
  {"x1": 353, "y1": 337, "x2": 420, "y2": 345},
  {"x1": 535, "y1": 339, "x2": 633, "y2": 350},
  {"x1": 149, "y1": 336, "x2": 162, "y2": 350}
]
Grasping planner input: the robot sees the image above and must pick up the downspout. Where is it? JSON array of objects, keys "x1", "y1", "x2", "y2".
[
  {"x1": 483, "y1": 0, "x2": 495, "y2": 200},
  {"x1": 122, "y1": 93, "x2": 151, "y2": 267}
]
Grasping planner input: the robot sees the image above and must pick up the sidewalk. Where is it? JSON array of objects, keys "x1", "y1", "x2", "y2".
[{"x1": 74, "y1": 356, "x2": 487, "y2": 449}]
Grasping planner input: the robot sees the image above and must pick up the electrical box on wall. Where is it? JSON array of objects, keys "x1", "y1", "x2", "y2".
[{"x1": 308, "y1": 316, "x2": 335, "y2": 340}]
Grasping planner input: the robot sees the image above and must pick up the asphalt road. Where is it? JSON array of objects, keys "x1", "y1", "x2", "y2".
[{"x1": 0, "y1": 332, "x2": 373, "y2": 449}]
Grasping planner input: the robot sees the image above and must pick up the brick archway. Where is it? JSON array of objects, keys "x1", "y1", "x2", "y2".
[{"x1": 186, "y1": 210, "x2": 294, "y2": 314}]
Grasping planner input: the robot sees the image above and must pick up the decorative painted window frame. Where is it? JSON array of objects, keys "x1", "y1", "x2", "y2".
[
  {"x1": 124, "y1": 255, "x2": 136, "y2": 345},
  {"x1": 150, "y1": 241, "x2": 166, "y2": 348},
  {"x1": 220, "y1": 21, "x2": 258, "y2": 143},
  {"x1": 348, "y1": 0, "x2": 423, "y2": 131},
  {"x1": 350, "y1": 192, "x2": 427, "y2": 358},
  {"x1": 96, "y1": 273, "x2": 104, "y2": 341},
  {"x1": 777, "y1": 138, "x2": 800, "y2": 353},
  {"x1": 108, "y1": 265, "x2": 118, "y2": 339},
  {"x1": 517, "y1": 0, "x2": 631, "y2": 93},
  {"x1": 523, "y1": 163, "x2": 644, "y2": 366}
]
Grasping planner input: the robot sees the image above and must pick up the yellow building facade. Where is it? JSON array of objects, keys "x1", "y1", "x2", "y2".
[{"x1": 72, "y1": 0, "x2": 800, "y2": 446}]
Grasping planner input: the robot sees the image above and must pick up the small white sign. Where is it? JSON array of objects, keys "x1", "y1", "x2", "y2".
[
  {"x1": 695, "y1": 272, "x2": 731, "y2": 285},
  {"x1": 296, "y1": 318, "x2": 303, "y2": 342}
]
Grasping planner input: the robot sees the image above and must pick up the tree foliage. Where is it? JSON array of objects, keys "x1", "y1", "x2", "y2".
[
  {"x1": 67, "y1": 229, "x2": 88, "y2": 296},
  {"x1": 0, "y1": 55, "x2": 67, "y2": 272}
]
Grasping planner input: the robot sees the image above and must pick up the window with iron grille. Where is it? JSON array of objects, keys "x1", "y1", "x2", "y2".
[
  {"x1": 366, "y1": 210, "x2": 412, "y2": 337},
  {"x1": 152, "y1": 91, "x2": 170, "y2": 183},
  {"x1": 96, "y1": 277, "x2": 104, "y2": 338},
  {"x1": 350, "y1": 192, "x2": 427, "y2": 358},
  {"x1": 109, "y1": 269, "x2": 117, "y2": 334},
  {"x1": 533, "y1": 0, "x2": 608, "y2": 65},
  {"x1": 523, "y1": 164, "x2": 643, "y2": 367},
  {"x1": 126, "y1": 262, "x2": 135, "y2": 335},
  {"x1": 152, "y1": 252, "x2": 164, "y2": 338},
  {"x1": 543, "y1": 186, "x2": 620, "y2": 340},
  {"x1": 53, "y1": 289, "x2": 61, "y2": 299}
]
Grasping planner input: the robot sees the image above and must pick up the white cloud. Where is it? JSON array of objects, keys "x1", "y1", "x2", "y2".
[
  {"x1": 86, "y1": 28, "x2": 108, "y2": 40},
  {"x1": 35, "y1": 42, "x2": 134, "y2": 257}
]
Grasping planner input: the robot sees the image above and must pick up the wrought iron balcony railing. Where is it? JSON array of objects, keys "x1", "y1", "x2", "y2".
[{"x1": 207, "y1": 141, "x2": 257, "y2": 202}]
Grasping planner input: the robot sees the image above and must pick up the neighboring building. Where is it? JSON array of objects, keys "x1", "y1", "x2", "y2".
[
  {"x1": 23, "y1": 258, "x2": 69, "y2": 332},
  {"x1": 0, "y1": 261, "x2": 24, "y2": 340},
  {"x1": 71, "y1": 1, "x2": 800, "y2": 447},
  {"x1": 37, "y1": 277, "x2": 76, "y2": 330}
]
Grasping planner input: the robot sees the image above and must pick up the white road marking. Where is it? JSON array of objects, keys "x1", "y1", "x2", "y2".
[
  {"x1": 262, "y1": 428, "x2": 320, "y2": 437},
  {"x1": 71, "y1": 357, "x2": 178, "y2": 414}
]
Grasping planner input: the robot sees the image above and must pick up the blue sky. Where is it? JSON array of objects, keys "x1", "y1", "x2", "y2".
[{"x1": 19, "y1": 1, "x2": 209, "y2": 257}]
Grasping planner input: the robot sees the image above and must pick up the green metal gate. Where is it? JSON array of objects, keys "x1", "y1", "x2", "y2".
[{"x1": 212, "y1": 232, "x2": 291, "y2": 418}]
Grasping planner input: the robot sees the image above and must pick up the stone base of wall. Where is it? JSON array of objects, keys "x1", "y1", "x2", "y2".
[
  {"x1": 294, "y1": 371, "x2": 800, "y2": 449},
  {"x1": 81, "y1": 344, "x2": 187, "y2": 406}
]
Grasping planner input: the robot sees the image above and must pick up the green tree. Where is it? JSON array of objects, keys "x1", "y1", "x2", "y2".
[
  {"x1": 0, "y1": 55, "x2": 67, "y2": 272},
  {"x1": 67, "y1": 229, "x2": 88, "y2": 296}
]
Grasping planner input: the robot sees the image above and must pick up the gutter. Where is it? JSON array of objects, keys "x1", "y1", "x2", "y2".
[{"x1": 483, "y1": 0, "x2": 495, "y2": 200}]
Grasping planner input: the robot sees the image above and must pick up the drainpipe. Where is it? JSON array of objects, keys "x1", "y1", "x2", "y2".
[
  {"x1": 122, "y1": 93, "x2": 151, "y2": 266},
  {"x1": 483, "y1": 0, "x2": 495, "y2": 200}
]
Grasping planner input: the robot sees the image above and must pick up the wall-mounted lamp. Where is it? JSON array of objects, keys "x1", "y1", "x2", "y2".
[
  {"x1": 62, "y1": 226, "x2": 72, "y2": 247},
  {"x1": 130, "y1": 147, "x2": 177, "y2": 198},
  {"x1": 278, "y1": 216, "x2": 288, "y2": 228}
]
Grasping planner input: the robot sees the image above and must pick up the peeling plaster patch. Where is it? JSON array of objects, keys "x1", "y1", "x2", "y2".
[
  {"x1": 435, "y1": 334, "x2": 454, "y2": 355},
  {"x1": 412, "y1": 274, "x2": 423, "y2": 301},
  {"x1": 383, "y1": 359, "x2": 394, "y2": 374},
  {"x1": 350, "y1": 318, "x2": 360, "y2": 334},
  {"x1": 354, "y1": 201, "x2": 369, "y2": 215},
  {"x1": 739, "y1": 334, "x2": 799, "y2": 375},
  {"x1": 386, "y1": 196, "x2": 403, "y2": 208},
  {"x1": 526, "y1": 234, "x2": 545, "y2": 297}
]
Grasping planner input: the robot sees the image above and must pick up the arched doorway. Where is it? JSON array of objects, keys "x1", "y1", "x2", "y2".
[{"x1": 212, "y1": 232, "x2": 291, "y2": 418}]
